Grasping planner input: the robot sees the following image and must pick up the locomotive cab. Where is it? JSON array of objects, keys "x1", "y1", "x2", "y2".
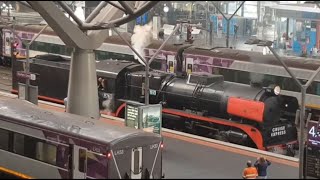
[
  {"x1": 96, "y1": 60, "x2": 143, "y2": 112},
  {"x1": 126, "y1": 70, "x2": 168, "y2": 104}
]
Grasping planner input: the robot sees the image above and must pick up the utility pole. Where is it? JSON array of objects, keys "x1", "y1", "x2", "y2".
[{"x1": 9, "y1": 23, "x2": 48, "y2": 104}]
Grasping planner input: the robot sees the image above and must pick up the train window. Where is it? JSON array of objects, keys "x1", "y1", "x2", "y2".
[
  {"x1": 13, "y1": 133, "x2": 25, "y2": 155},
  {"x1": 307, "y1": 81, "x2": 317, "y2": 95},
  {"x1": 13, "y1": 133, "x2": 59, "y2": 166},
  {"x1": 0, "y1": 128, "x2": 10, "y2": 150},
  {"x1": 219, "y1": 68, "x2": 236, "y2": 82},
  {"x1": 79, "y1": 149, "x2": 87, "y2": 173},
  {"x1": 21, "y1": 33, "x2": 28, "y2": 39},
  {"x1": 36, "y1": 41, "x2": 49, "y2": 53},
  {"x1": 95, "y1": 50, "x2": 109, "y2": 60},
  {"x1": 66, "y1": 47, "x2": 73, "y2": 56},
  {"x1": 51, "y1": 44, "x2": 61, "y2": 55},
  {"x1": 86, "y1": 152, "x2": 108, "y2": 179},
  {"x1": 236, "y1": 71, "x2": 250, "y2": 84},
  {"x1": 56, "y1": 145, "x2": 69, "y2": 169},
  {"x1": 315, "y1": 82, "x2": 320, "y2": 96},
  {"x1": 36, "y1": 141, "x2": 57, "y2": 165},
  {"x1": 22, "y1": 40, "x2": 30, "y2": 49},
  {"x1": 281, "y1": 77, "x2": 300, "y2": 93},
  {"x1": 5, "y1": 37, "x2": 9, "y2": 46},
  {"x1": 150, "y1": 59, "x2": 163, "y2": 70}
]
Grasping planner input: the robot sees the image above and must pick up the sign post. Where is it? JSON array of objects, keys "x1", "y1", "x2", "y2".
[
  {"x1": 125, "y1": 100, "x2": 162, "y2": 135},
  {"x1": 305, "y1": 120, "x2": 320, "y2": 179}
]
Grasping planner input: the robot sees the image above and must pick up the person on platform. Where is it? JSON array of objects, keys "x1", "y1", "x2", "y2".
[
  {"x1": 243, "y1": 160, "x2": 258, "y2": 179},
  {"x1": 254, "y1": 156, "x2": 271, "y2": 179}
]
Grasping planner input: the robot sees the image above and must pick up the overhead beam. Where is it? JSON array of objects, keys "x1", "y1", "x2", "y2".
[
  {"x1": 27, "y1": 1, "x2": 93, "y2": 49},
  {"x1": 118, "y1": 1, "x2": 134, "y2": 14},
  {"x1": 57, "y1": 1, "x2": 83, "y2": 27},
  {"x1": 85, "y1": 1, "x2": 108, "y2": 23}
]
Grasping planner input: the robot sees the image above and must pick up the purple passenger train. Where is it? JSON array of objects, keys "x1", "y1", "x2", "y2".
[{"x1": 0, "y1": 98, "x2": 163, "y2": 179}]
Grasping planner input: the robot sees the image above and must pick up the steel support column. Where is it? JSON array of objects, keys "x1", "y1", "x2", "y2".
[
  {"x1": 27, "y1": 1, "x2": 157, "y2": 119},
  {"x1": 67, "y1": 48, "x2": 99, "y2": 119}
]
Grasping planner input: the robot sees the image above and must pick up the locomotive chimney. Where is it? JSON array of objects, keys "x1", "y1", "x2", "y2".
[{"x1": 175, "y1": 45, "x2": 192, "y2": 77}]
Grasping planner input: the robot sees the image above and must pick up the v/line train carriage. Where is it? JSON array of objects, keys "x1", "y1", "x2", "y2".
[
  {"x1": 4, "y1": 24, "x2": 320, "y2": 118},
  {"x1": 12, "y1": 55, "x2": 299, "y2": 156},
  {"x1": 0, "y1": 97, "x2": 163, "y2": 179}
]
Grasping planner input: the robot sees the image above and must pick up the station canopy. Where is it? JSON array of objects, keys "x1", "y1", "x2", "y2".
[{"x1": 270, "y1": 4, "x2": 320, "y2": 20}]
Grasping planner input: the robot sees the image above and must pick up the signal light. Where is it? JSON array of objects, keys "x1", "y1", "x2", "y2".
[
  {"x1": 13, "y1": 42, "x2": 19, "y2": 48},
  {"x1": 107, "y1": 152, "x2": 112, "y2": 159}
]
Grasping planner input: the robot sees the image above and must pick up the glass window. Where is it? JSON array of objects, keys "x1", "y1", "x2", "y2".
[
  {"x1": 0, "y1": 128, "x2": 10, "y2": 150},
  {"x1": 51, "y1": 44, "x2": 61, "y2": 54},
  {"x1": 21, "y1": 40, "x2": 30, "y2": 49},
  {"x1": 66, "y1": 47, "x2": 73, "y2": 56},
  {"x1": 86, "y1": 152, "x2": 108, "y2": 179},
  {"x1": 5, "y1": 37, "x2": 10, "y2": 46},
  {"x1": 243, "y1": 2, "x2": 257, "y2": 18},
  {"x1": 95, "y1": 50, "x2": 109, "y2": 60},
  {"x1": 56, "y1": 145, "x2": 69, "y2": 169},
  {"x1": 219, "y1": 68, "x2": 236, "y2": 82},
  {"x1": 36, "y1": 141, "x2": 57, "y2": 165},
  {"x1": 79, "y1": 148, "x2": 86, "y2": 173},
  {"x1": 237, "y1": 71, "x2": 250, "y2": 84},
  {"x1": 150, "y1": 59, "x2": 162, "y2": 70},
  {"x1": 13, "y1": 133, "x2": 25, "y2": 155},
  {"x1": 13, "y1": 133, "x2": 58, "y2": 166},
  {"x1": 228, "y1": 2, "x2": 242, "y2": 16},
  {"x1": 35, "y1": 41, "x2": 49, "y2": 53},
  {"x1": 21, "y1": 33, "x2": 28, "y2": 39}
]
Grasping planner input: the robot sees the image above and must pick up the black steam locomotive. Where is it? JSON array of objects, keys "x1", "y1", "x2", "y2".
[{"x1": 12, "y1": 55, "x2": 299, "y2": 155}]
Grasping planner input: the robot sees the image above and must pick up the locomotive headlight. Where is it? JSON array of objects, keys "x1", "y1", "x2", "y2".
[
  {"x1": 274, "y1": 86, "x2": 281, "y2": 95},
  {"x1": 264, "y1": 85, "x2": 281, "y2": 95}
]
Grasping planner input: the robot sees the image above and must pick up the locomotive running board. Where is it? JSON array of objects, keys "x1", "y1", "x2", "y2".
[{"x1": 162, "y1": 108, "x2": 265, "y2": 150}]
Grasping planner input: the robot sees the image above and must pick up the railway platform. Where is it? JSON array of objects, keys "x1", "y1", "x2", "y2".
[{"x1": 0, "y1": 91, "x2": 299, "y2": 179}]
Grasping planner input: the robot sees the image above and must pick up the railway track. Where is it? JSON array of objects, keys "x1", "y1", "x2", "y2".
[{"x1": 0, "y1": 66, "x2": 12, "y2": 92}]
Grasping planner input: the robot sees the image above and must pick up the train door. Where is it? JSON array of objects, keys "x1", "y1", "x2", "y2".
[
  {"x1": 71, "y1": 145, "x2": 87, "y2": 179},
  {"x1": 186, "y1": 58, "x2": 193, "y2": 74},
  {"x1": 167, "y1": 55, "x2": 175, "y2": 73},
  {"x1": 131, "y1": 147, "x2": 143, "y2": 179},
  {"x1": 4, "y1": 31, "x2": 12, "y2": 56}
]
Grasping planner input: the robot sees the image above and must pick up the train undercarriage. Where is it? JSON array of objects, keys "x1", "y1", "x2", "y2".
[{"x1": 160, "y1": 108, "x2": 297, "y2": 157}]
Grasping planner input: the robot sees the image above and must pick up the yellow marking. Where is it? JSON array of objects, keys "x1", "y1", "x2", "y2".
[
  {"x1": 306, "y1": 104, "x2": 320, "y2": 110},
  {"x1": 0, "y1": 166, "x2": 33, "y2": 179}
]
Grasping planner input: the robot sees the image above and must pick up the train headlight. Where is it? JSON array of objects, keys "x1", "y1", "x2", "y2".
[
  {"x1": 274, "y1": 86, "x2": 281, "y2": 95},
  {"x1": 265, "y1": 85, "x2": 281, "y2": 95}
]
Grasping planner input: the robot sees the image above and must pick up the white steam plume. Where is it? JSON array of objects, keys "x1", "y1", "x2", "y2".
[{"x1": 131, "y1": 22, "x2": 153, "y2": 66}]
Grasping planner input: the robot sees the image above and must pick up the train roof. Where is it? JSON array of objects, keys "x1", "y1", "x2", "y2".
[
  {"x1": 11, "y1": 24, "x2": 320, "y2": 78},
  {"x1": 183, "y1": 47, "x2": 320, "y2": 71},
  {"x1": 0, "y1": 98, "x2": 160, "y2": 146}
]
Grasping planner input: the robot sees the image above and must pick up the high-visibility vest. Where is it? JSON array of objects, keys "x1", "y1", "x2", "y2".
[{"x1": 243, "y1": 167, "x2": 258, "y2": 179}]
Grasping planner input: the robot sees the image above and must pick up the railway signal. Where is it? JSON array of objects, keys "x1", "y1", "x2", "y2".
[{"x1": 11, "y1": 41, "x2": 19, "y2": 58}]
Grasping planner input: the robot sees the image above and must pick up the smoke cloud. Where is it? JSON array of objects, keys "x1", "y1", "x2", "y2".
[{"x1": 131, "y1": 22, "x2": 153, "y2": 66}]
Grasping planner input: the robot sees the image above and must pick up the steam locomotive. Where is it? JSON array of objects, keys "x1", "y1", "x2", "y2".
[{"x1": 12, "y1": 54, "x2": 299, "y2": 156}]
